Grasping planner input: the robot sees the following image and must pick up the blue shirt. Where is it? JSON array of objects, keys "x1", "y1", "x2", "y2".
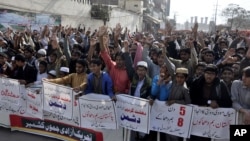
[{"x1": 151, "y1": 75, "x2": 172, "y2": 101}]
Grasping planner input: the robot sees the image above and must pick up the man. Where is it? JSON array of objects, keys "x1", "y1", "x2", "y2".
[
  {"x1": 69, "y1": 51, "x2": 82, "y2": 73},
  {"x1": 187, "y1": 62, "x2": 207, "y2": 88},
  {"x1": 167, "y1": 67, "x2": 191, "y2": 105},
  {"x1": 59, "y1": 67, "x2": 70, "y2": 78},
  {"x1": 99, "y1": 26, "x2": 130, "y2": 94},
  {"x1": 203, "y1": 50, "x2": 215, "y2": 64},
  {"x1": 35, "y1": 48, "x2": 47, "y2": 70},
  {"x1": 44, "y1": 59, "x2": 88, "y2": 91},
  {"x1": 213, "y1": 40, "x2": 228, "y2": 62},
  {"x1": 151, "y1": 63, "x2": 172, "y2": 101},
  {"x1": 47, "y1": 52, "x2": 58, "y2": 72},
  {"x1": 129, "y1": 61, "x2": 152, "y2": 99},
  {"x1": 0, "y1": 52, "x2": 12, "y2": 77},
  {"x1": 85, "y1": 58, "x2": 114, "y2": 98},
  {"x1": 231, "y1": 66, "x2": 250, "y2": 125},
  {"x1": 232, "y1": 62, "x2": 241, "y2": 79},
  {"x1": 24, "y1": 46, "x2": 36, "y2": 68},
  {"x1": 12, "y1": 54, "x2": 37, "y2": 85},
  {"x1": 220, "y1": 67, "x2": 234, "y2": 92},
  {"x1": 33, "y1": 61, "x2": 48, "y2": 85},
  {"x1": 166, "y1": 67, "x2": 191, "y2": 141},
  {"x1": 47, "y1": 70, "x2": 57, "y2": 79},
  {"x1": 169, "y1": 44, "x2": 198, "y2": 77},
  {"x1": 142, "y1": 35, "x2": 175, "y2": 78},
  {"x1": 189, "y1": 64, "x2": 232, "y2": 141},
  {"x1": 236, "y1": 46, "x2": 246, "y2": 58}
]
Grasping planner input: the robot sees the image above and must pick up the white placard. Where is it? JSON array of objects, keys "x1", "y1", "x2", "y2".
[
  {"x1": 0, "y1": 85, "x2": 28, "y2": 127},
  {"x1": 191, "y1": 107, "x2": 236, "y2": 139},
  {"x1": 150, "y1": 100, "x2": 193, "y2": 138},
  {"x1": 79, "y1": 93, "x2": 117, "y2": 129},
  {"x1": 116, "y1": 94, "x2": 150, "y2": 134},
  {"x1": 43, "y1": 81, "x2": 73, "y2": 119},
  {"x1": 26, "y1": 89, "x2": 43, "y2": 119},
  {"x1": 0, "y1": 78, "x2": 21, "y2": 105},
  {"x1": 43, "y1": 100, "x2": 80, "y2": 127}
]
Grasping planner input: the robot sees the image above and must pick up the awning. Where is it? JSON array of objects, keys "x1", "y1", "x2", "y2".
[{"x1": 143, "y1": 14, "x2": 162, "y2": 24}]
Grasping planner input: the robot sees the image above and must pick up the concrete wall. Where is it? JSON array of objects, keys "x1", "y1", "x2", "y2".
[
  {"x1": 125, "y1": 0, "x2": 143, "y2": 14},
  {"x1": 0, "y1": 0, "x2": 142, "y2": 31}
]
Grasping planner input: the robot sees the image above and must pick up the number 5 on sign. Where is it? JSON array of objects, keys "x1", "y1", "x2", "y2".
[
  {"x1": 150, "y1": 100, "x2": 194, "y2": 138},
  {"x1": 180, "y1": 106, "x2": 186, "y2": 116},
  {"x1": 178, "y1": 106, "x2": 186, "y2": 127}
]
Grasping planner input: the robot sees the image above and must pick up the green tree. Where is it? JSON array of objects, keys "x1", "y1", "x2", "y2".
[{"x1": 221, "y1": 4, "x2": 250, "y2": 29}]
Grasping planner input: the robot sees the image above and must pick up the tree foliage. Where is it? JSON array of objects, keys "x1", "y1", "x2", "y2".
[{"x1": 221, "y1": 3, "x2": 250, "y2": 29}]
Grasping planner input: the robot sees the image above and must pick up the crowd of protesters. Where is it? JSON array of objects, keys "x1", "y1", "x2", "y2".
[{"x1": 0, "y1": 22, "x2": 250, "y2": 141}]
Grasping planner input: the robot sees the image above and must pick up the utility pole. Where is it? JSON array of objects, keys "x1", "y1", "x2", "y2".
[
  {"x1": 174, "y1": 12, "x2": 178, "y2": 30},
  {"x1": 214, "y1": 0, "x2": 219, "y2": 31}
]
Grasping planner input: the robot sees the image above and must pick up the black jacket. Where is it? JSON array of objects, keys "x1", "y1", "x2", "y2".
[
  {"x1": 13, "y1": 64, "x2": 37, "y2": 84},
  {"x1": 190, "y1": 75, "x2": 232, "y2": 108}
]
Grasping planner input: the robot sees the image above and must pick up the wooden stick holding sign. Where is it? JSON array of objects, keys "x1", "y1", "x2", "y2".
[
  {"x1": 157, "y1": 132, "x2": 160, "y2": 141},
  {"x1": 123, "y1": 128, "x2": 127, "y2": 141},
  {"x1": 127, "y1": 129, "x2": 131, "y2": 141}
]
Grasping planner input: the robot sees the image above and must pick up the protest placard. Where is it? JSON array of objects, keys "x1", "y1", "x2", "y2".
[
  {"x1": 116, "y1": 94, "x2": 150, "y2": 134},
  {"x1": 0, "y1": 78, "x2": 21, "y2": 105},
  {"x1": 79, "y1": 94, "x2": 117, "y2": 129},
  {"x1": 26, "y1": 89, "x2": 43, "y2": 119},
  {"x1": 43, "y1": 81, "x2": 73, "y2": 119},
  {"x1": 191, "y1": 106, "x2": 237, "y2": 139},
  {"x1": 150, "y1": 100, "x2": 193, "y2": 138}
]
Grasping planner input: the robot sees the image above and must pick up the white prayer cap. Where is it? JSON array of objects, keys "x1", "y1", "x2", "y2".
[
  {"x1": 137, "y1": 61, "x2": 148, "y2": 69},
  {"x1": 37, "y1": 49, "x2": 46, "y2": 55},
  {"x1": 60, "y1": 67, "x2": 69, "y2": 73},
  {"x1": 48, "y1": 70, "x2": 56, "y2": 77}
]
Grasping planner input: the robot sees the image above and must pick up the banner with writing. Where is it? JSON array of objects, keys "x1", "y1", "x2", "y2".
[
  {"x1": 0, "y1": 78, "x2": 21, "y2": 105},
  {"x1": 43, "y1": 81, "x2": 73, "y2": 119},
  {"x1": 79, "y1": 94, "x2": 117, "y2": 129},
  {"x1": 0, "y1": 85, "x2": 28, "y2": 127},
  {"x1": 43, "y1": 100, "x2": 80, "y2": 127},
  {"x1": 26, "y1": 89, "x2": 43, "y2": 119},
  {"x1": 10, "y1": 115, "x2": 103, "y2": 141},
  {"x1": 116, "y1": 94, "x2": 150, "y2": 134},
  {"x1": 191, "y1": 106, "x2": 236, "y2": 139},
  {"x1": 150, "y1": 100, "x2": 193, "y2": 138}
]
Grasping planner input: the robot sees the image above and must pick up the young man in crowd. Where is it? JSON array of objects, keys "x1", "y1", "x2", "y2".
[
  {"x1": 12, "y1": 54, "x2": 37, "y2": 85},
  {"x1": 24, "y1": 46, "x2": 36, "y2": 68},
  {"x1": 142, "y1": 35, "x2": 175, "y2": 78},
  {"x1": 220, "y1": 67, "x2": 234, "y2": 92},
  {"x1": 33, "y1": 60, "x2": 48, "y2": 85},
  {"x1": 85, "y1": 58, "x2": 115, "y2": 99},
  {"x1": 99, "y1": 26, "x2": 131, "y2": 94},
  {"x1": 44, "y1": 59, "x2": 88, "y2": 92},
  {"x1": 231, "y1": 66, "x2": 250, "y2": 125},
  {"x1": 59, "y1": 66, "x2": 69, "y2": 78},
  {"x1": 0, "y1": 52, "x2": 12, "y2": 77},
  {"x1": 166, "y1": 67, "x2": 191, "y2": 141},
  {"x1": 189, "y1": 64, "x2": 232, "y2": 141}
]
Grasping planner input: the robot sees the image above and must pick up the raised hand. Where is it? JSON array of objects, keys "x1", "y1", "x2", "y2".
[
  {"x1": 90, "y1": 37, "x2": 97, "y2": 47},
  {"x1": 103, "y1": 34, "x2": 109, "y2": 46},
  {"x1": 114, "y1": 23, "x2": 123, "y2": 38},
  {"x1": 191, "y1": 23, "x2": 199, "y2": 39},
  {"x1": 98, "y1": 26, "x2": 108, "y2": 37},
  {"x1": 123, "y1": 40, "x2": 130, "y2": 52}
]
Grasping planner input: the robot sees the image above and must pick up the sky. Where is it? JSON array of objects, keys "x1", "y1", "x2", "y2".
[{"x1": 169, "y1": 0, "x2": 250, "y2": 24}]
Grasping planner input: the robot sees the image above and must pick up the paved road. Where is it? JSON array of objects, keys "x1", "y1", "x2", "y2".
[{"x1": 0, "y1": 127, "x2": 60, "y2": 141}]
